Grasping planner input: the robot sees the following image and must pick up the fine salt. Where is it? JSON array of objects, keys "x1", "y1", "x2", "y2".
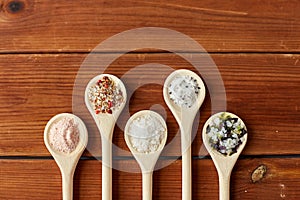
[
  {"x1": 127, "y1": 114, "x2": 165, "y2": 153},
  {"x1": 49, "y1": 117, "x2": 80, "y2": 154}
]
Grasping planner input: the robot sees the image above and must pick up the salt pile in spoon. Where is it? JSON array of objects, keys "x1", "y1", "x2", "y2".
[
  {"x1": 126, "y1": 114, "x2": 166, "y2": 154},
  {"x1": 168, "y1": 75, "x2": 201, "y2": 108},
  {"x1": 49, "y1": 117, "x2": 80, "y2": 154}
]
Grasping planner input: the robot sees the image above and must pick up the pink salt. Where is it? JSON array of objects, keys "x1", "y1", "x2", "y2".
[{"x1": 49, "y1": 117, "x2": 80, "y2": 154}]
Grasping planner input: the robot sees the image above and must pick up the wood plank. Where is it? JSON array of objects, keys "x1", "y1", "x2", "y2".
[
  {"x1": 0, "y1": 53, "x2": 299, "y2": 156},
  {"x1": 0, "y1": 158, "x2": 299, "y2": 199},
  {"x1": 0, "y1": 0, "x2": 300, "y2": 53}
]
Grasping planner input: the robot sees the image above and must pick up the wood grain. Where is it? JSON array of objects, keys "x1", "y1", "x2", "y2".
[
  {"x1": 0, "y1": 0, "x2": 300, "y2": 53},
  {"x1": 0, "y1": 53, "x2": 299, "y2": 156},
  {"x1": 1, "y1": 1, "x2": 299, "y2": 199},
  {"x1": 0, "y1": 158, "x2": 299, "y2": 199}
]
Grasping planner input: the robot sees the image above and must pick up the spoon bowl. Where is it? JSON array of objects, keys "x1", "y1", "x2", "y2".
[
  {"x1": 163, "y1": 69, "x2": 206, "y2": 200},
  {"x1": 85, "y1": 74, "x2": 127, "y2": 200},
  {"x1": 163, "y1": 69, "x2": 206, "y2": 124},
  {"x1": 44, "y1": 113, "x2": 88, "y2": 200},
  {"x1": 202, "y1": 112, "x2": 248, "y2": 200},
  {"x1": 124, "y1": 110, "x2": 167, "y2": 200}
]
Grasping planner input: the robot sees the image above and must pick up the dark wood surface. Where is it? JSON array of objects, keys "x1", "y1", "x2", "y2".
[
  {"x1": 1, "y1": 158, "x2": 300, "y2": 199},
  {"x1": 0, "y1": 53, "x2": 299, "y2": 157},
  {"x1": 0, "y1": 0, "x2": 300, "y2": 199},
  {"x1": 0, "y1": 0, "x2": 300, "y2": 53}
]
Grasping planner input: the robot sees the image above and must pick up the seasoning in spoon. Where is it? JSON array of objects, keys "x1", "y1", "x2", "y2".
[
  {"x1": 126, "y1": 113, "x2": 166, "y2": 154},
  {"x1": 87, "y1": 76, "x2": 124, "y2": 114},
  {"x1": 168, "y1": 75, "x2": 201, "y2": 108},
  {"x1": 206, "y1": 112, "x2": 247, "y2": 156},
  {"x1": 49, "y1": 117, "x2": 80, "y2": 154}
]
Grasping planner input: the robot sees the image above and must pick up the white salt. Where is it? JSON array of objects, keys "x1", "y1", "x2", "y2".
[
  {"x1": 168, "y1": 75, "x2": 200, "y2": 108},
  {"x1": 127, "y1": 114, "x2": 165, "y2": 153}
]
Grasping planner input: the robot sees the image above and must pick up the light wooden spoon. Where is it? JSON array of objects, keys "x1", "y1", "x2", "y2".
[
  {"x1": 124, "y1": 110, "x2": 168, "y2": 200},
  {"x1": 44, "y1": 113, "x2": 88, "y2": 200},
  {"x1": 163, "y1": 69, "x2": 206, "y2": 200},
  {"x1": 85, "y1": 74, "x2": 127, "y2": 200},
  {"x1": 202, "y1": 112, "x2": 248, "y2": 200}
]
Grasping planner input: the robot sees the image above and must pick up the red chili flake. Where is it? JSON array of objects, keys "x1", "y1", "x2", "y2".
[
  {"x1": 89, "y1": 75, "x2": 123, "y2": 115},
  {"x1": 97, "y1": 79, "x2": 102, "y2": 84}
]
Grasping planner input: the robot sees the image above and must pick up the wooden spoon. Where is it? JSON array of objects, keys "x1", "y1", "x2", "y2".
[
  {"x1": 85, "y1": 74, "x2": 127, "y2": 200},
  {"x1": 163, "y1": 69, "x2": 206, "y2": 200},
  {"x1": 124, "y1": 110, "x2": 168, "y2": 200},
  {"x1": 44, "y1": 113, "x2": 88, "y2": 200},
  {"x1": 202, "y1": 112, "x2": 248, "y2": 200}
]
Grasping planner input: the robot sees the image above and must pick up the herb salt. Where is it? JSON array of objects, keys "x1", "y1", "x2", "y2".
[{"x1": 206, "y1": 112, "x2": 247, "y2": 156}]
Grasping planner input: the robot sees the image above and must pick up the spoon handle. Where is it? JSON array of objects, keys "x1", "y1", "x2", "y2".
[
  {"x1": 142, "y1": 172, "x2": 153, "y2": 200},
  {"x1": 219, "y1": 174, "x2": 230, "y2": 200},
  {"x1": 102, "y1": 135, "x2": 112, "y2": 200},
  {"x1": 182, "y1": 146, "x2": 192, "y2": 200},
  {"x1": 181, "y1": 123, "x2": 193, "y2": 200},
  {"x1": 62, "y1": 172, "x2": 73, "y2": 200}
]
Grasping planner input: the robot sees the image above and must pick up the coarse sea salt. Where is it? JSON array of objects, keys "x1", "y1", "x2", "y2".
[
  {"x1": 49, "y1": 117, "x2": 80, "y2": 154},
  {"x1": 127, "y1": 114, "x2": 166, "y2": 154},
  {"x1": 168, "y1": 75, "x2": 200, "y2": 108}
]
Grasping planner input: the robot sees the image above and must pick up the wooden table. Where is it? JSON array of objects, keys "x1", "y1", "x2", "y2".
[{"x1": 1, "y1": 0, "x2": 300, "y2": 199}]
